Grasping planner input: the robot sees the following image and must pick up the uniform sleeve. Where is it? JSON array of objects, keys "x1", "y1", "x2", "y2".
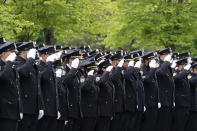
[
  {"x1": 157, "y1": 61, "x2": 171, "y2": 75},
  {"x1": 0, "y1": 61, "x2": 14, "y2": 80},
  {"x1": 16, "y1": 58, "x2": 35, "y2": 77},
  {"x1": 81, "y1": 75, "x2": 94, "y2": 91},
  {"x1": 173, "y1": 69, "x2": 188, "y2": 80}
]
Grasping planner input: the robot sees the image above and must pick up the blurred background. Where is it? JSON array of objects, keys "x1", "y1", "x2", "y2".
[{"x1": 1, "y1": 0, "x2": 197, "y2": 56}]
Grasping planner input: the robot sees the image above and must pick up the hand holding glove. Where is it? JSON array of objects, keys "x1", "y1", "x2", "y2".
[
  {"x1": 164, "y1": 54, "x2": 172, "y2": 63},
  {"x1": 158, "y1": 103, "x2": 161, "y2": 109},
  {"x1": 71, "y1": 58, "x2": 79, "y2": 69},
  {"x1": 171, "y1": 60, "x2": 177, "y2": 68},
  {"x1": 88, "y1": 70, "x2": 94, "y2": 76},
  {"x1": 56, "y1": 51, "x2": 62, "y2": 60},
  {"x1": 38, "y1": 110, "x2": 44, "y2": 120},
  {"x1": 27, "y1": 49, "x2": 37, "y2": 59},
  {"x1": 56, "y1": 69, "x2": 62, "y2": 78},
  {"x1": 6, "y1": 52, "x2": 16, "y2": 62},
  {"x1": 149, "y1": 59, "x2": 157, "y2": 68},
  {"x1": 184, "y1": 64, "x2": 191, "y2": 70},
  {"x1": 128, "y1": 60, "x2": 135, "y2": 67},
  {"x1": 106, "y1": 66, "x2": 113, "y2": 72},
  {"x1": 134, "y1": 60, "x2": 142, "y2": 68},
  {"x1": 57, "y1": 111, "x2": 61, "y2": 119},
  {"x1": 46, "y1": 54, "x2": 57, "y2": 62},
  {"x1": 20, "y1": 113, "x2": 23, "y2": 120},
  {"x1": 117, "y1": 59, "x2": 124, "y2": 67}
]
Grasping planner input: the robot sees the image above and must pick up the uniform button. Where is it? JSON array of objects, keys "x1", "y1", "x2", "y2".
[
  {"x1": 88, "y1": 104, "x2": 92, "y2": 108},
  {"x1": 105, "y1": 101, "x2": 108, "y2": 104},
  {"x1": 115, "y1": 99, "x2": 118, "y2": 103},
  {"x1": 24, "y1": 94, "x2": 28, "y2": 98},
  {"x1": 8, "y1": 101, "x2": 12, "y2": 104},
  {"x1": 150, "y1": 96, "x2": 153, "y2": 99},
  {"x1": 29, "y1": 72, "x2": 32, "y2": 76},
  {"x1": 46, "y1": 98, "x2": 50, "y2": 102},
  {"x1": 70, "y1": 104, "x2": 73, "y2": 107}
]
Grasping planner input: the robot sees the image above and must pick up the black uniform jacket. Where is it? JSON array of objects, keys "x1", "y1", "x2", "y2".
[
  {"x1": 110, "y1": 67, "x2": 125, "y2": 113},
  {"x1": 81, "y1": 75, "x2": 99, "y2": 117},
  {"x1": 189, "y1": 74, "x2": 197, "y2": 111},
  {"x1": 97, "y1": 71, "x2": 114, "y2": 117},
  {"x1": 0, "y1": 59, "x2": 22, "y2": 120},
  {"x1": 63, "y1": 68, "x2": 82, "y2": 119},
  {"x1": 142, "y1": 66, "x2": 159, "y2": 108},
  {"x1": 174, "y1": 69, "x2": 190, "y2": 107},
  {"x1": 37, "y1": 61, "x2": 59, "y2": 117},
  {"x1": 57, "y1": 77, "x2": 68, "y2": 120},
  {"x1": 15, "y1": 56, "x2": 44, "y2": 115},
  {"x1": 156, "y1": 61, "x2": 175, "y2": 107},
  {"x1": 124, "y1": 66, "x2": 137, "y2": 112}
]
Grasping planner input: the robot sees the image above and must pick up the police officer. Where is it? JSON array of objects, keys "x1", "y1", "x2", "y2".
[
  {"x1": 172, "y1": 58, "x2": 191, "y2": 131},
  {"x1": 185, "y1": 62, "x2": 197, "y2": 131},
  {"x1": 122, "y1": 54, "x2": 138, "y2": 131},
  {"x1": 0, "y1": 42, "x2": 23, "y2": 131},
  {"x1": 109, "y1": 52, "x2": 125, "y2": 131},
  {"x1": 95, "y1": 59, "x2": 114, "y2": 131},
  {"x1": 80, "y1": 60, "x2": 99, "y2": 131},
  {"x1": 141, "y1": 52, "x2": 159, "y2": 131},
  {"x1": 55, "y1": 61, "x2": 69, "y2": 131},
  {"x1": 36, "y1": 46, "x2": 60, "y2": 131},
  {"x1": 63, "y1": 49, "x2": 83, "y2": 131},
  {"x1": 156, "y1": 48, "x2": 175, "y2": 131},
  {"x1": 132, "y1": 53, "x2": 145, "y2": 131},
  {"x1": 15, "y1": 42, "x2": 45, "y2": 131}
]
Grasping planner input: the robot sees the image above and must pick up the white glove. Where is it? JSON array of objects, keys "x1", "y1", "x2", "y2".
[
  {"x1": 128, "y1": 60, "x2": 135, "y2": 67},
  {"x1": 144, "y1": 106, "x2": 146, "y2": 112},
  {"x1": 20, "y1": 113, "x2": 23, "y2": 120},
  {"x1": 134, "y1": 60, "x2": 142, "y2": 68},
  {"x1": 117, "y1": 59, "x2": 124, "y2": 67},
  {"x1": 57, "y1": 111, "x2": 61, "y2": 119},
  {"x1": 65, "y1": 120, "x2": 68, "y2": 125},
  {"x1": 164, "y1": 54, "x2": 172, "y2": 62},
  {"x1": 149, "y1": 59, "x2": 157, "y2": 68},
  {"x1": 56, "y1": 69, "x2": 62, "y2": 78},
  {"x1": 38, "y1": 110, "x2": 44, "y2": 120},
  {"x1": 46, "y1": 54, "x2": 56, "y2": 62},
  {"x1": 184, "y1": 64, "x2": 191, "y2": 70},
  {"x1": 88, "y1": 70, "x2": 94, "y2": 76},
  {"x1": 171, "y1": 60, "x2": 177, "y2": 68},
  {"x1": 6, "y1": 52, "x2": 16, "y2": 62},
  {"x1": 56, "y1": 51, "x2": 62, "y2": 60},
  {"x1": 188, "y1": 57, "x2": 192, "y2": 64},
  {"x1": 106, "y1": 66, "x2": 113, "y2": 72},
  {"x1": 71, "y1": 58, "x2": 79, "y2": 69},
  {"x1": 158, "y1": 103, "x2": 161, "y2": 109},
  {"x1": 27, "y1": 49, "x2": 37, "y2": 59}
]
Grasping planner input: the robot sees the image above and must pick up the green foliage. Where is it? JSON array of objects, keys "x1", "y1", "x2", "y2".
[
  {"x1": 0, "y1": 0, "x2": 197, "y2": 56},
  {"x1": 105, "y1": 0, "x2": 197, "y2": 56}
]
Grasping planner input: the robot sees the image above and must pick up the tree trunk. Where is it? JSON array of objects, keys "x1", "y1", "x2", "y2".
[{"x1": 43, "y1": 28, "x2": 55, "y2": 45}]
